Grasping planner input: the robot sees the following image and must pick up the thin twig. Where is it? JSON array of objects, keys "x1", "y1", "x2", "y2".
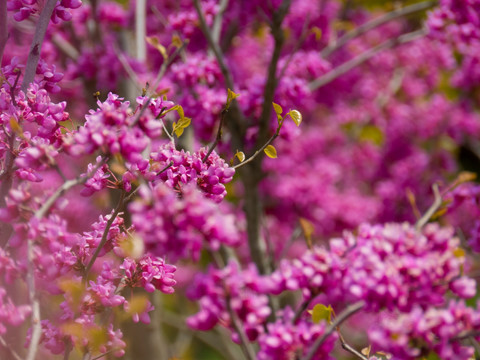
[
  {"x1": 469, "y1": 337, "x2": 480, "y2": 355},
  {"x1": 132, "y1": 41, "x2": 187, "y2": 126},
  {"x1": 21, "y1": 0, "x2": 58, "y2": 91},
  {"x1": 193, "y1": 0, "x2": 235, "y2": 90},
  {"x1": 451, "y1": 330, "x2": 480, "y2": 342},
  {"x1": 224, "y1": 291, "x2": 257, "y2": 360},
  {"x1": 153, "y1": 40, "x2": 188, "y2": 89},
  {"x1": 277, "y1": 16, "x2": 311, "y2": 81},
  {"x1": 35, "y1": 178, "x2": 83, "y2": 219},
  {"x1": 0, "y1": 335, "x2": 23, "y2": 360},
  {"x1": 415, "y1": 183, "x2": 441, "y2": 230},
  {"x1": 292, "y1": 297, "x2": 313, "y2": 324},
  {"x1": 114, "y1": 45, "x2": 143, "y2": 92},
  {"x1": 35, "y1": 159, "x2": 106, "y2": 219},
  {"x1": 83, "y1": 190, "x2": 126, "y2": 278},
  {"x1": 309, "y1": 28, "x2": 428, "y2": 91},
  {"x1": 212, "y1": 0, "x2": 229, "y2": 44},
  {"x1": 321, "y1": 1, "x2": 436, "y2": 57},
  {"x1": 51, "y1": 34, "x2": 80, "y2": 60},
  {"x1": 341, "y1": 342, "x2": 368, "y2": 360},
  {"x1": 161, "y1": 310, "x2": 242, "y2": 359},
  {"x1": 302, "y1": 301, "x2": 365, "y2": 360},
  {"x1": 232, "y1": 120, "x2": 283, "y2": 170},
  {"x1": 25, "y1": 243, "x2": 41, "y2": 360}
]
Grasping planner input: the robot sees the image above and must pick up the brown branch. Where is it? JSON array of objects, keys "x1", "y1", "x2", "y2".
[
  {"x1": 321, "y1": 1, "x2": 436, "y2": 58},
  {"x1": 302, "y1": 301, "x2": 365, "y2": 360},
  {"x1": 309, "y1": 28, "x2": 428, "y2": 91},
  {"x1": 0, "y1": 0, "x2": 7, "y2": 64},
  {"x1": 256, "y1": 0, "x2": 291, "y2": 150},
  {"x1": 21, "y1": 0, "x2": 58, "y2": 91}
]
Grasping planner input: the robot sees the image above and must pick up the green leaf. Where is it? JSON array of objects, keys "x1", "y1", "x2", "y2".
[
  {"x1": 264, "y1": 145, "x2": 277, "y2": 158},
  {"x1": 309, "y1": 304, "x2": 333, "y2": 324},
  {"x1": 272, "y1": 102, "x2": 283, "y2": 115},
  {"x1": 235, "y1": 151, "x2": 245, "y2": 163},
  {"x1": 288, "y1": 110, "x2": 302, "y2": 127},
  {"x1": 145, "y1": 36, "x2": 167, "y2": 60}
]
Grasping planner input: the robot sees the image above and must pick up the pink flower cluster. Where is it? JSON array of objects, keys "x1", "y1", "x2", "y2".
[
  {"x1": 187, "y1": 261, "x2": 271, "y2": 342},
  {"x1": 7, "y1": 0, "x2": 82, "y2": 22},
  {"x1": 370, "y1": 301, "x2": 480, "y2": 360},
  {"x1": 151, "y1": 143, "x2": 235, "y2": 202},
  {"x1": 268, "y1": 223, "x2": 471, "y2": 312},
  {"x1": 257, "y1": 308, "x2": 337, "y2": 360},
  {"x1": 130, "y1": 183, "x2": 240, "y2": 261}
]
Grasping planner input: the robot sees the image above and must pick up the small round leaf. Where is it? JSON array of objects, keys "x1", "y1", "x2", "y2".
[{"x1": 264, "y1": 145, "x2": 277, "y2": 158}]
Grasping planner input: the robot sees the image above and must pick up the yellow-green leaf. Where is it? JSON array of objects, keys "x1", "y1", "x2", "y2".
[
  {"x1": 288, "y1": 110, "x2": 302, "y2": 127},
  {"x1": 311, "y1": 26, "x2": 322, "y2": 41},
  {"x1": 177, "y1": 117, "x2": 191, "y2": 129},
  {"x1": 163, "y1": 104, "x2": 179, "y2": 114},
  {"x1": 87, "y1": 327, "x2": 108, "y2": 353},
  {"x1": 272, "y1": 102, "x2": 283, "y2": 115},
  {"x1": 309, "y1": 304, "x2": 333, "y2": 324},
  {"x1": 176, "y1": 105, "x2": 185, "y2": 119},
  {"x1": 359, "y1": 125, "x2": 384, "y2": 146},
  {"x1": 454, "y1": 247, "x2": 466, "y2": 259},
  {"x1": 235, "y1": 151, "x2": 245, "y2": 163},
  {"x1": 9, "y1": 117, "x2": 23, "y2": 136},
  {"x1": 456, "y1": 171, "x2": 477, "y2": 184},
  {"x1": 299, "y1": 218, "x2": 314, "y2": 249},
  {"x1": 174, "y1": 126, "x2": 185, "y2": 137},
  {"x1": 264, "y1": 145, "x2": 277, "y2": 158},
  {"x1": 146, "y1": 36, "x2": 167, "y2": 60},
  {"x1": 226, "y1": 88, "x2": 240, "y2": 108},
  {"x1": 172, "y1": 34, "x2": 183, "y2": 48}
]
